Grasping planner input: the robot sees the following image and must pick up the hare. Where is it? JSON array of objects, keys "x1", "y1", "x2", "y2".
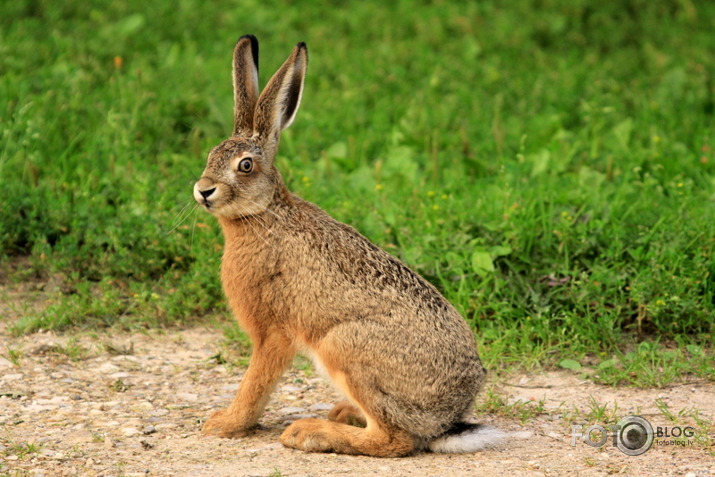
[{"x1": 194, "y1": 35, "x2": 502, "y2": 457}]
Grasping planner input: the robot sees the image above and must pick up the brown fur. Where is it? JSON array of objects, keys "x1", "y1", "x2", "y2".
[
  {"x1": 194, "y1": 36, "x2": 486, "y2": 457},
  {"x1": 328, "y1": 401, "x2": 367, "y2": 427}
]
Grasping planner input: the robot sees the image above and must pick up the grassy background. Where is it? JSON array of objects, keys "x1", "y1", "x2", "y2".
[{"x1": 1, "y1": 0, "x2": 714, "y2": 384}]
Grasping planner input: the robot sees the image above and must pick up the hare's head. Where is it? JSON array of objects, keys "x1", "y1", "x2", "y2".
[{"x1": 194, "y1": 35, "x2": 307, "y2": 218}]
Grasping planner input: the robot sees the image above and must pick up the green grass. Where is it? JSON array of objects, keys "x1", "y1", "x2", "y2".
[
  {"x1": 1, "y1": 0, "x2": 714, "y2": 382},
  {"x1": 2, "y1": 347, "x2": 22, "y2": 366},
  {"x1": 474, "y1": 388, "x2": 548, "y2": 424},
  {"x1": 0, "y1": 440, "x2": 42, "y2": 460}
]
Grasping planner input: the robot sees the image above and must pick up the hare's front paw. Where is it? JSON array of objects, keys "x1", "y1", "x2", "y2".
[
  {"x1": 328, "y1": 401, "x2": 367, "y2": 427},
  {"x1": 201, "y1": 409, "x2": 255, "y2": 438}
]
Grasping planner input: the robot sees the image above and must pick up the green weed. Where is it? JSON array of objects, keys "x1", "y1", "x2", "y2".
[
  {"x1": 54, "y1": 338, "x2": 90, "y2": 361},
  {"x1": 293, "y1": 355, "x2": 315, "y2": 378},
  {"x1": 592, "y1": 340, "x2": 715, "y2": 387},
  {"x1": 1, "y1": 441, "x2": 42, "y2": 460},
  {"x1": 560, "y1": 397, "x2": 621, "y2": 427},
  {"x1": 30, "y1": 338, "x2": 90, "y2": 362},
  {"x1": 109, "y1": 378, "x2": 130, "y2": 393},
  {"x1": 654, "y1": 397, "x2": 677, "y2": 423},
  {"x1": 2, "y1": 347, "x2": 22, "y2": 366},
  {"x1": 474, "y1": 388, "x2": 548, "y2": 424},
  {"x1": 585, "y1": 397, "x2": 619, "y2": 424},
  {"x1": 654, "y1": 399, "x2": 715, "y2": 448}
]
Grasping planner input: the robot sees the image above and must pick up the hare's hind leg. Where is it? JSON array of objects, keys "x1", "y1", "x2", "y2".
[
  {"x1": 281, "y1": 417, "x2": 413, "y2": 457},
  {"x1": 328, "y1": 401, "x2": 367, "y2": 427},
  {"x1": 280, "y1": 369, "x2": 413, "y2": 457}
]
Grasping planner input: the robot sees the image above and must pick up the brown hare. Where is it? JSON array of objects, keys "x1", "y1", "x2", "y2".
[{"x1": 194, "y1": 35, "x2": 503, "y2": 457}]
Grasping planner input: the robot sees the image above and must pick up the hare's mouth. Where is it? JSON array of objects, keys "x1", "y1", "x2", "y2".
[
  {"x1": 197, "y1": 197, "x2": 226, "y2": 214},
  {"x1": 194, "y1": 179, "x2": 222, "y2": 212}
]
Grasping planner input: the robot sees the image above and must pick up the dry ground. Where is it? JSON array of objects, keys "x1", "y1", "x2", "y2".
[{"x1": 1, "y1": 286, "x2": 713, "y2": 477}]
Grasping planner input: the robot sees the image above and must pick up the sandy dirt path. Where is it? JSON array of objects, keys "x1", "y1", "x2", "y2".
[{"x1": 1, "y1": 324, "x2": 713, "y2": 477}]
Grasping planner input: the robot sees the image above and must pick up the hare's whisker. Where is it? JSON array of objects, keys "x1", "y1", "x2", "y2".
[
  {"x1": 171, "y1": 200, "x2": 195, "y2": 224},
  {"x1": 237, "y1": 203, "x2": 274, "y2": 249},
  {"x1": 189, "y1": 205, "x2": 199, "y2": 248},
  {"x1": 244, "y1": 197, "x2": 281, "y2": 220},
  {"x1": 167, "y1": 202, "x2": 199, "y2": 235}
]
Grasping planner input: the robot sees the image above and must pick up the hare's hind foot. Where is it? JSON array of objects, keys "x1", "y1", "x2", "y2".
[
  {"x1": 280, "y1": 418, "x2": 413, "y2": 457},
  {"x1": 328, "y1": 401, "x2": 367, "y2": 427},
  {"x1": 202, "y1": 409, "x2": 257, "y2": 438}
]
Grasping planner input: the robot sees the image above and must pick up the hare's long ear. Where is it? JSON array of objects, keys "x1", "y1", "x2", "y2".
[
  {"x1": 253, "y1": 42, "x2": 307, "y2": 149},
  {"x1": 232, "y1": 34, "x2": 260, "y2": 135}
]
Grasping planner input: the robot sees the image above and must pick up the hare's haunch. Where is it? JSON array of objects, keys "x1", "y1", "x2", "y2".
[{"x1": 194, "y1": 35, "x2": 502, "y2": 457}]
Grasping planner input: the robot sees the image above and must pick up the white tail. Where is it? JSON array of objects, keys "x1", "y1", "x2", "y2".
[{"x1": 428, "y1": 425, "x2": 512, "y2": 453}]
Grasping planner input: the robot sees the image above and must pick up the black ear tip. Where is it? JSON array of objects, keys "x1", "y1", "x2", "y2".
[
  {"x1": 236, "y1": 34, "x2": 259, "y2": 68},
  {"x1": 237, "y1": 34, "x2": 259, "y2": 50},
  {"x1": 296, "y1": 41, "x2": 307, "y2": 50}
]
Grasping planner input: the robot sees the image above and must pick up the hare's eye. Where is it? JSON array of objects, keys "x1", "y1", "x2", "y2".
[{"x1": 238, "y1": 158, "x2": 253, "y2": 173}]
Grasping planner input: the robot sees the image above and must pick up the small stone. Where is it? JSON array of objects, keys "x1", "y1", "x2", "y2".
[
  {"x1": 176, "y1": 392, "x2": 197, "y2": 402},
  {"x1": 155, "y1": 422, "x2": 177, "y2": 430},
  {"x1": 134, "y1": 401, "x2": 153, "y2": 411},
  {"x1": 509, "y1": 396, "x2": 532, "y2": 404},
  {"x1": 64, "y1": 430, "x2": 94, "y2": 445},
  {"x1": 111, "y1": 355, "x2": 140, "y2": 363},
  {"x1": 282, "y1": 413, "x2": 318, "y2": 421},
  {"x1": 282, "y1": 384, "x2": 301, "y2": 393},
  {"x1": 279, "y1": 406, "x2": 307, "y2": 415},
  {"x1": 512, "y1": 431, "x2": 533, "y2": 439},
  {"x1": 2, "y1": 373, "x2": 23, "y2": 381},
  {"x1": 142, "y1": 425, "x2": 156, "y2": 435},
  {"x1": 122, "y1": 427, "x2": 140, "y2": 437},
  {"x1": 309, "y1": 403, "x2": 333, "y2": 411},
  {"x1": 109, "y1": 372, "x2": 131, "y2": 379},
  {"x1": 98, "y1": 363, "x2": 120, "y2": 374},
  {"x1": 0, "y1": 357, "x2": 15, "y2": 369},
  {"x1": 545, "y1": 431, "x2": 561, "y2": 441}
]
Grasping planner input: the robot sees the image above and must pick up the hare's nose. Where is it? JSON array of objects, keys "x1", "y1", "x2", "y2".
[{"x1": 199, "y1": 187, "x2": 216, "y2": 199}]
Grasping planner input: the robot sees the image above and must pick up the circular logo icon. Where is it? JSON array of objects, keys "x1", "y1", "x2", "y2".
[{"x1": 616, "y1": 416, "x2": 654, "y2": 456}]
